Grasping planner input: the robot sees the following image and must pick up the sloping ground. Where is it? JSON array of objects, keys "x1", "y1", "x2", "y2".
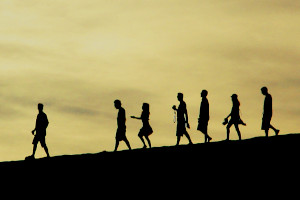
[
  {"x1": 2, "y1": 133, "x2": 299, "y2": 171},
  {"x1": 1, "y1": 134, "x2": 299, "y2": 197}
]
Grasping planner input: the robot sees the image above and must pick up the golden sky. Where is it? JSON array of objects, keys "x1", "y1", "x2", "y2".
[{"x1": 0, "y1": 0, "x2": 299, "y2": 161}]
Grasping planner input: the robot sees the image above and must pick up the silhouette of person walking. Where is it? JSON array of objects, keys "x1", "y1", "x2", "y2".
[
  {"x1": 114, "y1": 99, "x2": 131, "y2": 151},
  {"x1": 172, "y1": 93, "x2": 193, "y2": 146},
  {"x1": 261, "y1": 87, "x2": 280, "y2": 137},
  {"x1": 28, "y1": 103, "x2": 50, "y2": 159},
  {"x1": 197, "y1": 90, "x2": 212, "y2": 143},
  {"x1": 131, "y1": 103, "x2": 153, "y2": 148},
  {"x1": 224, "y1": 94, "x2": 246, "y2": 141}
]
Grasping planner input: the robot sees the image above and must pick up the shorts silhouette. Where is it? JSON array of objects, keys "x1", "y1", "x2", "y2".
[{"x1": 115, "y1": 126, "x2": 127, "y2": 141}]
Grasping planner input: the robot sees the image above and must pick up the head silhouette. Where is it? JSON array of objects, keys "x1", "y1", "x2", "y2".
[
  {"x1": 38, "y1": 103, "x2": 44, "y2": 112},
  {"x1": 261, "y1": 86, "x2": 268, "y2": 95},
  {"x1": 231, "y1": 94, "x2": 240, "y2": 106},
  {"x1": 201, "y1": 90, "x2": 208, "y2": 98},
  {"x1": 114, "y1": 99, "x2": 121, "y2": 109},
  {"x1": 142, "y1": 103, "x2": 149, "y2": 112},
  {"x1": 177, "y1": 93, "x2": 183, "y2": 101},
  {"x1": 231, "y1": 94, "x2": 238, "y2": 100}
]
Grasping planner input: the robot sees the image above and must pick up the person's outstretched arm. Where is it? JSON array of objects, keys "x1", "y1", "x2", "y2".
[{"x1": 131, "y1": 116, "x2": 141, "y2": 120}]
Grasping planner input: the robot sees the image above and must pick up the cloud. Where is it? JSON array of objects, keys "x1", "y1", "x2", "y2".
[
  {"x1": 58, "y1": 105, "x2": 99, "y2": 116},
  {"x1": 0, "y1": 0, "x2": 300, "y2": 161},
  {"x1": 217, "y1": 46, "x2": 300, "y2": 67}
]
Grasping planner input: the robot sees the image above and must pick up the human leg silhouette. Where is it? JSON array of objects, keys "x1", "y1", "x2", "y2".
[
  {"x1": 270, "y1": 124, "x2": 280, "y2": 135},
  {"x1": 207, "y1": 134, "x2": 212, "y2": 142},
  {"x1": 176, "y1": 136, "x2": 181, "y2": 146},
  {"x1": 265, "y1": 125, "x2": 279, "y2": 137},
  {"x1": 204, "y1": 132, "x2": 212, "y2": 143},
  {"x1": 184, "y1": 132, "x2": 193, "y2": 144},
  {"x1": 32, "y1": 143, "x2": 38, "y2": 157},
  {"x1": 32, "y1": 142, "x2": 50, "y2": 158},
  {"x1": 114, "y1": 139, "x2": 131, "y2": 151},
  {"x1": 40, "y1": 138, "x2": 50, "y2": 157},
  {"x1": 139, "y1": 135, "x2": 147, "y2": 148},
  {"x1": 234, "y1": 123, "x2": 242, "y2": 140},
  {"x1": 264, "y1": 129, "x2": 269, "y2": 138},
  {"x1": 124, "y1": 137, "x2": 132, "y2": 150},
  {"x1": 226, "y1": 122, "x2": 233, "y2": 140},
  {"x1": 114, "y1": 140, "x2": 120, "y2": 151},
  {"x1": 43, "y1": 144, "x2": 50, "y2": 157},
  {"x1": 145, "y1": 135, "x2": 151, "y2": 148}
]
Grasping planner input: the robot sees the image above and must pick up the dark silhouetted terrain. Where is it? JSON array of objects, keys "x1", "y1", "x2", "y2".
[
  {"x1": 1, "y1": 133, "x2": 299, "y2": 197},
  {"x1": 1, "y1": 133, "x2": 299, "y2": 174}
]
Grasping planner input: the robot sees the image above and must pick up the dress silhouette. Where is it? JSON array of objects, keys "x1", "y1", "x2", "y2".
[
  {"x1": 114, "y1": 99, "x2": 131, "y2": 151},
  {"x1": 197, "y1": 90, "x2": 212, "y2": 143},
  {"x1": 131, "y1": 103, "x2": 153, "y2": 148},
  {"x1": 172, "y1": 93, "x2": 193, "y2": 145},
  {"x1": 27, "y1": 103, "x2": 50, "y2": 159},
  {"x1": 261, "y1": 87, "x2": 280, "y2": 137},
  {"x1": 224, "y1": 94, "x2": 246, "y2": 141}
]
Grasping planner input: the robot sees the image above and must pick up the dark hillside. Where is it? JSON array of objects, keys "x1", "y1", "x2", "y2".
[
  {"x1": 2, "y1": 133, "x2": 299, "y2": 173},
  {"x1": 1, "y1": 133, "x2": 299, "y2": 197}
]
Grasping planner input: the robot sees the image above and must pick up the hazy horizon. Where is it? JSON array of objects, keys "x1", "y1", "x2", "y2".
[{"x1": 1, "y1": 0, "x2": 300, "y2": 161}]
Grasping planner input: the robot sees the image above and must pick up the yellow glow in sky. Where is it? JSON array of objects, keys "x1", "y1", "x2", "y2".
[{"x1": 0, "y1": 0, "x2": 299, "y2": 161}]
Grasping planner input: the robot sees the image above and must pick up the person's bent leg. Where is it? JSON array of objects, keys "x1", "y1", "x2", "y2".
[
  {"x1": 226, "y1": 122, "x2": 233, "y2": 141},
  {"x1": 270, "y1": 124, "x2": 280, "y2": 136},
  {"x1": 234, "y1": 123, "x2": 242, "y2": 140},
  {"x1": 139, "y1": 135, "x2": 146, "y2": 148},
  {"x1": 145, "y1": 136, "x2": 151, "y2": 148}
]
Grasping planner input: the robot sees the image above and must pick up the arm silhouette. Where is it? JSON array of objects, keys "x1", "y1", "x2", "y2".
[
  {"x1": 131, "y1": 116, "x2": 142, "y2": 120},
  {"x1": 172, "y1": 105, "x2": 177, "y2": 111},
  {"x1": 185, "y1": 107, "x2": 190, "y2": 129}
]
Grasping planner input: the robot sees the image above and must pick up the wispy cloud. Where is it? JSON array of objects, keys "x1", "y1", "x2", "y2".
[{"x1": 0, "y1": 0, "x2": 299, "y2": 161}]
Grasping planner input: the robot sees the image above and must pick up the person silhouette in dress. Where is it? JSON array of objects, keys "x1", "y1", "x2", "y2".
[
  {"x1": 223, "y1": 94, "x2": 246, "y2": 141},
  {"x1": 131, "y1": 103, "x2": 153, "y2": 148},
  {"x1": 197, "y1": 90, "x2": 212, "y2": 143},
  {"x1": 172, "y1": 93, "x2": 193, "y2": 146},
  {"x1": 27, "y1": 103, "x2": 50, "y2": 159},
  {"x1": 114, "y1": 99, "x2": 131, "y2": 151},
  {"x1": 261, "y1": 87, "x2": 280, "y2": 137}
]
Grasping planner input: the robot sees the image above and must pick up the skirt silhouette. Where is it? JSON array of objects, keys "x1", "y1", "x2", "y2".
[{"x1": 138, "y1": 123, "x2": 153, "y2": 137}]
